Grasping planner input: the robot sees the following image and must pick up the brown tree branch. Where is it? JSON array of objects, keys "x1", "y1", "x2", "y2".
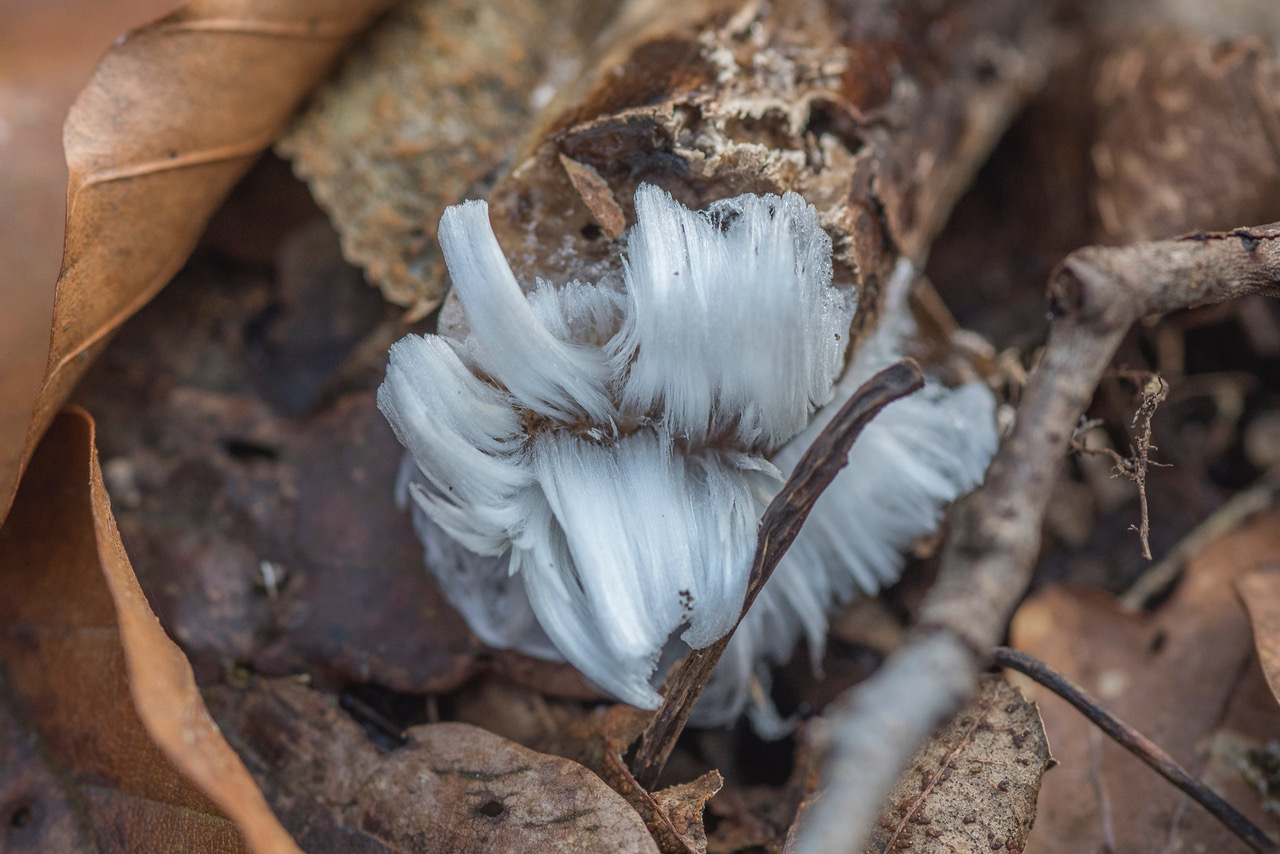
[
  {"x1": 629, "y1": 359, "x2": 926, "y2": 790},
  {"x1": 792, "y1": 225, "x2": 1280, "y2": 854}
]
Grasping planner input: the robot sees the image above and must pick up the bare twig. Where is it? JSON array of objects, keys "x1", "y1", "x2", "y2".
[
  {"x1": 1120, "y1": 463, "x2": 1280, "y2": 611},
  {"x1": 992, "y1": 646, "x2": 1276, "y2": 852},
  {"x1": 629, "y1": 359, "x2": 926, "y2": 790},
  {"x1": 1072, "y1": 372, "x2": 1169, "y2": 559},
  {"x1": 794, "y1": 226, "x2": 1280, "y2": 854}
]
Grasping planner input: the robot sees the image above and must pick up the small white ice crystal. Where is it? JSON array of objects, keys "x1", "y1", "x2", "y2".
[{"x1": 378, "y1": 184, "x2": 998, "y2": 728}]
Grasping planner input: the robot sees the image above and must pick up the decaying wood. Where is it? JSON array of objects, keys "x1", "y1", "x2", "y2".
[
  {"x1": 630, "y1": 359, "x2": 925, "y2": 790},
  {"x1": 792, "y1": 226, "x2": 1280, "y2": 854},
  {"x1": 437, "y1": 0, "x2": 1054, "y2": 349}
]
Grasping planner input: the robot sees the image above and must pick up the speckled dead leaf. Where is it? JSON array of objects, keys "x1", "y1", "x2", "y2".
[
  {"x1": 277, "y1": 0, "x2": 624, "y2": 316},
  {"x1": 0, "y1": 410, "x2": 299, "y2": 852},
  {"x1": 860, "y1": 674, "x2": 1052, "y2": 854},
  {"x1": 208, "y1": 678, "x2": 662, "y2": 853},
  {"x1": 1238, "y1": 568, "x2": 1280, "y2": 707},
  {"x1": 0, "y1": 0, "x2": 397, "y2": 523},
  {"x1": 651, "y1": 772, "x2": 724, "y2": 854}
]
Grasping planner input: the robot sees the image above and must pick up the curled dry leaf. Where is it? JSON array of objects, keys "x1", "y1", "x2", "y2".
[
  {"x1": 277, "y1": 0, "x2": 625, "y2": 315},
  {"x1": 0, "y1": 410, "x2": 297, "y2": 853},
  {"x1": 0, "y1": 0, "x2": 181, "y2": 533},
  {"x1": 1012, "y1": 508, "x2": 1280, "y2": 854},
  {"x1": 846, "y1": 674, "x2": 1052, "y2": 854},
  {"x1": 208, "y1": 678, "x2": 662, "y2": 853},
  {"x1": 0, "y1": 0, "x2": 398, "y2": 523},
  {"x1": 1237, "y1": 568, "x2": 1280, "y2": 708}
]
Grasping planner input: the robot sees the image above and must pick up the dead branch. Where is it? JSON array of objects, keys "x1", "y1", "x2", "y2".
[
  {"x1": 792, "y1": 226, "x2": 1280, "y2": 854},
  {"x1": 991, "y1": 646, "x2": 1275, "y2": 852},
  {"x1": 630, "y1": 359, "x2": 926, "y2": 790}
]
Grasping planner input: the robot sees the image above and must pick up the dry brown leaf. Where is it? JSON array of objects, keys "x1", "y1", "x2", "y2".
[
  {"x1": 208, "y1": 677, "x2": 663, "y2": 853},
  {"x1": 0, "y1": 0, "x2": 181, "y2": 537},
  {"x1": 855, "y1": 674, "x2": 1053, "y2": 854},
  {"x1": 277, "y1": 0, "x2": 624, "y2": 315},
  {"x1": 1011, "y1": 508, "x2": 1280, "y2": 853},
  {"x1": 547, "y1": 703, "x2": 725, "y2": 854},
  {"x1": 0, "y1": 409, "x2": 298, "y2": 852},
  {"x1": 1090, "y1": 31, "x2": 1280, "y2": 244},
  {"x1": 1237, "y1": 567, "x2": 1280, "y2": 707},
  {"x1": 0, "y1": 0, "x2": 398, "y2": 523}
]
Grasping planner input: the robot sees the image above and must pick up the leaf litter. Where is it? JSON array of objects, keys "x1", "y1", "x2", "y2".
[
  {"x1": 1011, "y1": 508, "x2": 1280, "y2": 853},
  {"x1": 205, "y1": 677, "x2": 662, "y2": 853},
  {"x1": 277, "y1": 0, "x2": 626, "y2": 316},
  {"x1": 0, "y1": 410, "x2": 299, "y2": 853},
  {"x1": 0, "y1": 0, "x2": 398, "y2": 523},
  {"x1": 7, "y1": 0, "x2": 1280, "y2": 852}
]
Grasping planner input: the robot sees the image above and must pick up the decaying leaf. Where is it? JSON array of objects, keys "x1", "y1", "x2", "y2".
[
  {"x1": 0, "y1": 0, "x2": 180, "y2": 538},
  {"x1": 277, "y1": 0, "x2": 625, "y2": 315},
  {"x1": 1011, "y1": 508, "x2": 1280, "y2": 853},
  {"x1": 929, "y1": 23, "x2": 1280, "y2": 352},
  {"x1": 0, "y1": 410, "x2": 298, "y2": 853},
  {"x1": 1, "y1": 0, "x2": 397, "y2": 523},
  {"x1": 854, "y1": 674, "x2": 1052, "y2": 854},
  {"x1": 1238, "y1": 568, "x2": 1280, "y2": 707},
  {"x1": 208, "y1": 677, "x2": 662, "y2": 853},
  {"x1": 543, "y1": 704, "x2": 729, "y2": 854}
]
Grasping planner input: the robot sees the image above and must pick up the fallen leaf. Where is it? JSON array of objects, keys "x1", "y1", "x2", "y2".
[
  {"x1": 1238, "y1": 567, "x2": 1280, "y2": 707},
  {"x1": 1090, "y1": 32, "x2": 1280, "y2": 244},
  {"x1": 276, "y1": 0, "x2": 624, "y2": 315},
  {"x1": 548, "y1": 703, "x2": 728, "y2": 854},
  {"x1": 0, "y1": 0, "x2": 181, "y2": 531},
  {"x1": 1, "y1": 0, "x2": 397, "y2": 523},
  {"x1": 1011, "y1": 508, "x2": 1280, "y2": 853},
  {"x1": 208, "y1": 677, "x2": 663, "y2": 853},
  {"x1": 854, "y1": 674, "x2": 1052, "y2": 854},
  {"x1": 0, "y1": 409, "x2": 298, "y2": 852}
]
